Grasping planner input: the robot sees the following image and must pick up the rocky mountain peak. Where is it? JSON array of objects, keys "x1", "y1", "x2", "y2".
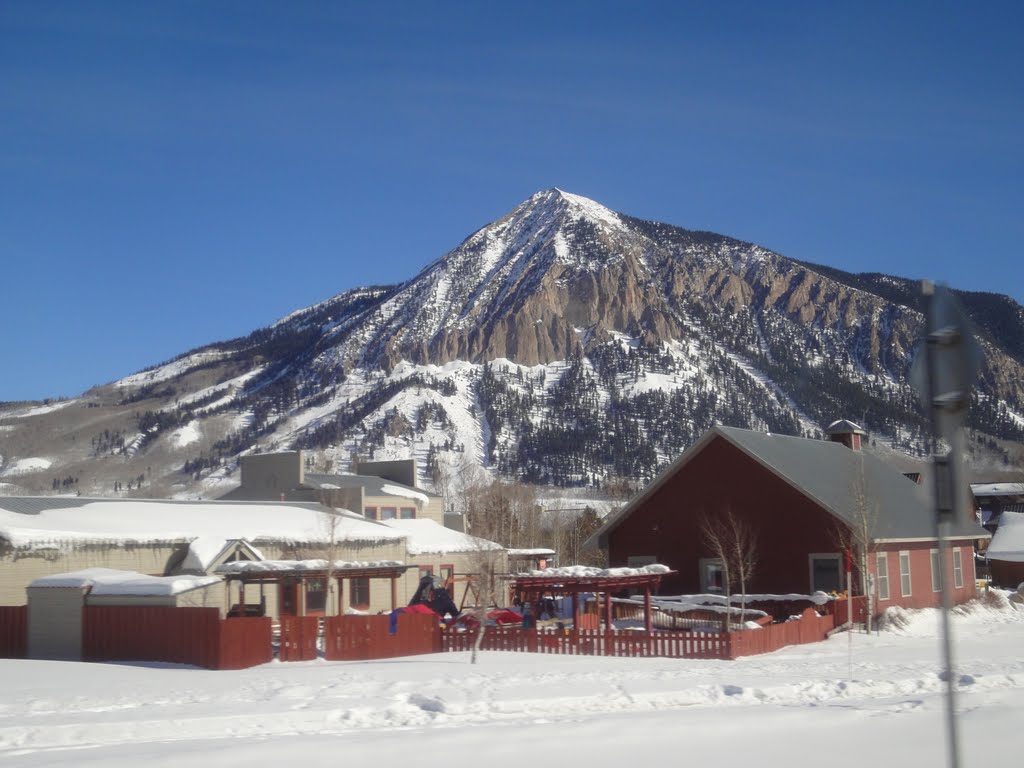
[{"x1": 4, "y1": 191, "x2": 1024, "y2": 501}]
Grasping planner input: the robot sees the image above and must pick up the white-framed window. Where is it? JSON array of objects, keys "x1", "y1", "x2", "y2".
[
  {"x1": 699, "y1": 558, "x2": 725, "y2": 594},
  {"x1": 899, "y1": 550, "x2": 912, "y2": 597},
  {"x1": 930, "y1": 549, "x2": 941, "y2": 592},
  {"x1": 953, "y1": 548, "x2": 964, "y2": 589},
  {"x1": 809, "y1": 553, "x2": 842, "y2": 594},
  {"x1": 876, "y1": 552, "x2": 890, "y2": 601}
]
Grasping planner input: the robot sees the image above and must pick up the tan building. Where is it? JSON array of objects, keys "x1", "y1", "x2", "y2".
[
  {"x1": 1, "y1": 495, "x2": 507, "y2": 618},
  {"x1": 220, "y1": 453, "x2": 446, "y2": 525},
  {"x1": 0, "y1": 497, "x2": 406, "y2": 615}
]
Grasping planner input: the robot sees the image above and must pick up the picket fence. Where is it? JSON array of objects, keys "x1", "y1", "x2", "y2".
[
  {"x1": 83, "y1": 606, "x2": 272, "y2": 670},
  {"x1": 442, "y1": 606, "x2": 839, "y2": 660},
  {"x1": 0, "y1": 605, "x2": 27, "y2": 659}
]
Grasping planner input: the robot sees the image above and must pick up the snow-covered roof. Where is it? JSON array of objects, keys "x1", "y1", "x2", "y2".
[
  {"x1": 379, "y1": 483, "x2": 431, "y2": 506},
  {"x1": 971, "y1": 483, "x2": 1024, "y2": 498},
  {"x1": 215, "y1": 559, "x2": 404, "y2": 574},
  {"x1": 29, "y1": 568, "x2": 220, "y2": 596},
  {"x1": 0, "y1": 497, "x2": 407, "y2": 551},
  {"x1": 379, "y1": 518, "x2": 502, "y2": 555},
  {"x1": 181, "y1": 537, "x2": 265, "y2": 572},
  {"x1": 988, "y1": 511, "x2": 1024, "y2": 562},
  {"x1": 519, "y1": 564, "x2": 671, "y2": 578},
  {"x1": 507, "y1": 548, "x2": 557, "y2": 557}
]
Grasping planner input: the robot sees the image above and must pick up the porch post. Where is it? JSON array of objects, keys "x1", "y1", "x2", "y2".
[
  {"x1": 572, "y1": 591, "x2": 580, "y2": 649},
  {"x1": 391, "y1": 575, "x2": 398, "y2": 611},
  {"x1": 603, "y1": 590, "x2": 612, "y2": 629},
  {"x1": 337, "y1": 577, "x2": 344, "y2": 616},
  {"x1": 643, "y1": 585, "x2": 651, "y2": 634}
]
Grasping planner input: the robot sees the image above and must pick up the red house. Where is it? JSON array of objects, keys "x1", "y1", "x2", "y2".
[{"x1": 592, "y1": 423, "x2": 988, "y2": 615}]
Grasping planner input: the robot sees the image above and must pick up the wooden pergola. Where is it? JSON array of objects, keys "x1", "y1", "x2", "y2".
[
  {"x1": 508, "y1": 570, "x2": 675, "y2": 633},
  {"x1": 217, "y1": 563, "x2": 414, "y2": 617}
]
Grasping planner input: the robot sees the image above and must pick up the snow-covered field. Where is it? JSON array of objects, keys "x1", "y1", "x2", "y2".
[{"x1": 2, "y1": 596, "x2": 1022, "y2": 766}]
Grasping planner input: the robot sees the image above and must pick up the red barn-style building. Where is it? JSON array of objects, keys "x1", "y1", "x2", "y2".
[{"x1": 592, "y1": 424, "x2": 988, "y2": 614}]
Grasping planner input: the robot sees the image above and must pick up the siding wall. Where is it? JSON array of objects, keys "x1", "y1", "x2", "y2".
[
  {"x1": 363, "y1": 493, "x2": 445, "y2": 525},
  {"x1": 874, "y1": 541, "x2": 978, "y2": 610},
  {"x1": 1, "y1": 545, "x2": 179, "y2": 606}
]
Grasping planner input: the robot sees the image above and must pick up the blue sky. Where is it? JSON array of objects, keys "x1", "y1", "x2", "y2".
[{"x1": 2, "y1": 1, "x2": 1021, "y2": 402}]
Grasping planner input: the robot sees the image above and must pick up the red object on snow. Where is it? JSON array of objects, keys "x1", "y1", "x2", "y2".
[{"x1": 402, "y1": 604, "x2": 438, "y2": 616}]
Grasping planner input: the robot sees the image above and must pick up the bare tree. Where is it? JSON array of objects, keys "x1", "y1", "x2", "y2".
[
  {"x1": 832, "y1": 456, "x2": 881, "y2": 632},
  {"x1": 464, "y1": 539, "x2": 505, "y2": 665},
  {"x1": 698, "y1": 505, "x2": 758, "y2": 630}
]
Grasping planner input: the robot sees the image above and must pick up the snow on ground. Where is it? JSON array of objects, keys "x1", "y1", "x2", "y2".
[
  {"x1": 115, "y1": 351, "x2": 230, "y2": 388},
  {"x1": 0, "y1": 596, "x2": 1022, "y2": 766},
  {"x1": 0, "y1": 457, "x2": 52, "y2": 477},
  {"x1": 0, "y1": 400, "x2": 75, "y2": 419},
  {"x1": 168, "y1": 421, "x2": 201, "y2": 448}
]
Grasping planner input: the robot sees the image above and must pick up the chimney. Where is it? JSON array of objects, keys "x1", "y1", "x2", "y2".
[{"x1": 826, "y1": 419, "x2": 867, "y2": 451}]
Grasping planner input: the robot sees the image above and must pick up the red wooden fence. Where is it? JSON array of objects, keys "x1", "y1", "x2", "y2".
[
  {"x1": 82, "y1": 606, "x2": 271, "y2": 669},
  {"x1": 0, "y1": 605, "x2": 27, "y2": 659},
  {"x1": 729, "y1": 608, "x2": 835, "y2": 658},
  {"x1": 828, "y1": 596, "x2": 868, "y2": 626},
  {"x1": 441, "y1": 626, "x2": 733, "y2": 659},
  {"x1": 324, "y1": 613, "x2": 440, "y2": 661},
  {"x1": 278, "y1": 616, "x2": 320, "y2": 661},
  {"x1": 442, "y1": 608, "x2": 837, "y2": 660},
  {"x1": 218, "y1": 617, "x2": 274, "y2": 670}
]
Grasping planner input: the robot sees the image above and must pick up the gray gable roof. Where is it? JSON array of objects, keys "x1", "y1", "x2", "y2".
[
  {"x1": 302, "y1": 473, "x2": 438, "y2": 499},
  {"x1": 593, "y1": 425, "x2": 987, "y2": 546}
]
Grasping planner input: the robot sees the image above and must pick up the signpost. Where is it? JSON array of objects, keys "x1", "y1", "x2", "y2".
[{"x1": 910, "y1": 281, "x2": 982, "y2": 768}]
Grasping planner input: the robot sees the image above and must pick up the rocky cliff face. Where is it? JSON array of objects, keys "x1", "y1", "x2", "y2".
[{"x1": 3, "y1": 189, "x2": 1024, "y2": 498}]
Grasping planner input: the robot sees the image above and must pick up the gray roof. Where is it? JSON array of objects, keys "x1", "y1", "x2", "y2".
[
  {"x1": 593, "y1": 425, "x2": 988, "y2": 546},
  {"x1": 303, "y1": 472, "x2": 438, "y2": 499}
]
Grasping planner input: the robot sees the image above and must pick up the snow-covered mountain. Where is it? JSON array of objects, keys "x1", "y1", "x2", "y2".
[{"x1": 4, "y1": 189, "x2": 1024, "y2": 499}]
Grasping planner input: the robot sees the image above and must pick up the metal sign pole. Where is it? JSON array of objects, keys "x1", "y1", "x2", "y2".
[{"x1": 915, "y1": 281, "x2": 981, "y2": 768}]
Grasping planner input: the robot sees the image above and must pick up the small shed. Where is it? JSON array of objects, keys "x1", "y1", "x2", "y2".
[
  {"x1": 987, "y1": 511, "x2": 1024, "y2": 588},
  {"x1": 27, "y1": 568, "x2": 222, "y2": 660}
]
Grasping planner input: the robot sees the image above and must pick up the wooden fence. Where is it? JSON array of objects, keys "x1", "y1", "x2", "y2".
[
  {"x1": 0, "y1": 605, "x2": 27, "y2": 659},
  {"x1": 442, "y1": 626, "x2": 733, "y2": 659},
  {"x1": 442, "y1": 607, "x2": 837, "y2": 660},
  {"x1": 278, "y1": 616, "x2": 320, "y2": 662},
  {"x1": 324, "y1": 612, "x2": 441, "y2": 661},
  {"x1": 827, "y1": 596, "x2": 868, "y2": 626},
  {"x1": 82, "y1": 606, "x2": 271, "y2": 670},
  {"x1": 729, "y1": 608, "x2": 835, "y2": 657}
]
